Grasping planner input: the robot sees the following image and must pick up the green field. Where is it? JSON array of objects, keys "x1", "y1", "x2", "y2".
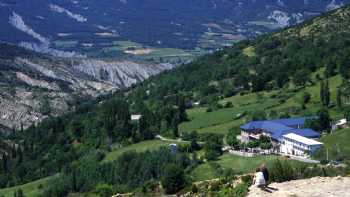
[
  {"x1": 101, "y1": 40, "x2": 197, "y2": 63},
  {"x1": 0, "y1": 176, "x2": 56, "y2": 197},
  {"x1": 191, "y1": 154, "x2": 301, "y2": 181},
  {"x1": 179, "y1": 91, "x2": 280, "y2": 135},
  {"x1": 103, "y1": 139, "x2": 186, "y2": 162},
  {"x1": 53, "y1": 40, "x2": 78, "y2": 48},
  {"x1": 112, "y1": 41, "x2": 143, "y2": 50},
  {"x1": 243, "y1": 46, "x2": 256, "y2": 57},
  {"x1": 248, "y1": 21, "x2": 281, "y2": 29},
  {"x1": 180, "y1": 75, "x2": 344, "y2": 137}
]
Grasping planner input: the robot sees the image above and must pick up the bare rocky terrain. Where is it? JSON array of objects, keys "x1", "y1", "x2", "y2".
[
  {"x1": 248, "y1": 176, "x2": 350, "y2": 197},
  {"x1": 0, "y1": 43, "x2": 174, "y2": 131}
]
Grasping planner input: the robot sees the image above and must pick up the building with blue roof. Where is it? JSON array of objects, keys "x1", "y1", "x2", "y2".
[
  {"x1": 240, "y1": 117, "x2": 322, "y2": 157},
  {"x1": 240, "y1": 117, "x2": 320, "y2": 142}
]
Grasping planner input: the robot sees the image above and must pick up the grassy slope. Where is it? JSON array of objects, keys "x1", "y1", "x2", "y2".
[
  {"x1": 191, "y1": 154, "x2": 277, "y2": 181},
  {"x1": 0, "y1": 176, "x2": 56, "y2": 197},
  {"x1": 191, "y1": 154, "x2": 304, "y2": 181},
  {"x1": 103, "y1": 139, "x2": 187, "y2": 162},
  {"x1": 316, "y1": 128, "x2": 350, "y2": 161},
  {"x1": 180, "y1": 75, "x2": 343, "y2": 136}
]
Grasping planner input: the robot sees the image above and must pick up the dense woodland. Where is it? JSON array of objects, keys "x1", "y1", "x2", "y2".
[{"x1": 1, "y1": 6, "x2": 350, "y2": 196}]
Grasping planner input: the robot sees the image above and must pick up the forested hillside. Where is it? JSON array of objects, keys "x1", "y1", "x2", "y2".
[
  {"x1": 140, "y1": 6, "x2": 350, "y2": 99},
  {"x1": 1, "y1": 6, "x2": 350, "y2": 197}
]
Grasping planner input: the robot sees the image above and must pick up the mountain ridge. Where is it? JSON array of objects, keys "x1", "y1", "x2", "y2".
[{"x1": 1, "y1": 0, "x2": 349, "y2": 56}]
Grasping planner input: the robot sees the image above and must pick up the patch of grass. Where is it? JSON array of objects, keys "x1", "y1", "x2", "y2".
[
  {"x1": 143, "y1": 48, "x2": 191, "y2": 58},
  {"x1": 103, "y1": 140, "x2": 186, "y2": 162},
  {"x1": 180, "y1": 91, "x2": 279, "y2": 135},
  {"x1": 195, "y1": 120, "x2": 243, "y2": 135},
  {"x1": 191, "y1": 154, "x2": 306, "y2": 181},
  {"x1": 315, "y1": 128, "x2": 350, "y2": 161},
  {"x1": 243, "y1": 46, "x2": 256, "y2": 57},
  {"x1": 191, "y1": 154, "x2": 285, "y2": 181},
  {"x1": 248, "y1": 21, "x2": 281, "y2": 29},
  {"x1": 112, "y1": 41, "x2": 143, "y2": 50},
  {"x1": 0, "y1": 175, "x2": 55, "y2": 197},
  {"x1": 53, "y1": 40, "x2": 78, "y2": 48}
]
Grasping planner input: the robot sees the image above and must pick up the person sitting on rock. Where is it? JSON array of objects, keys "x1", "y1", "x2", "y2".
[
  {"x1": 260, "y1": 163, "x2": 269, "y2": 186},
  {"x1": 253, "y1": 167, "x2": 266, "y2": 188}
]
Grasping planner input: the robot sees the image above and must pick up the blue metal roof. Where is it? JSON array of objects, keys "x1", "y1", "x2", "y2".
[
  {"x1": 270, "y1": 116, "x2": 317, "y2": 127},
  {"x1": 290, "y1": 128, "x2": 320, "y2": 138},
  {"x1": 240, "y1": 117, "x2": 320, "y2": 140}
]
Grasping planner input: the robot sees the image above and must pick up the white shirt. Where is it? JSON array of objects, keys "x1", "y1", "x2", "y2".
[{"x1": 254, "y1": 172, "x2": 266, "y2": 186}]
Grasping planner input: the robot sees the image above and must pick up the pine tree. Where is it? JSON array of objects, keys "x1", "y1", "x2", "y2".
[
  {"x1": 324, "y1": 80, "x2": 330, "y2": 107},
  {"x1": 320, "y1": 80, "x2": 325, "y2": 105},
  {"x1": 2, "y1": 153, "x2": 7, "y2": 173},
  {"x1": 337, "y1": 88, "x2": 342, "y2": 108},
  {"x1": 11, "y1": 144, "x2": 17, "y2": 159},
  {"x1": 320, "y1": 80, "x2": 330, "y2": 107},
  {"x1": 14, "y1": 188, "x2": 24, "y2": 197}
]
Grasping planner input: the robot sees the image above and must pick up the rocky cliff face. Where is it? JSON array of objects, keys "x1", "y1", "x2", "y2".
[
  {"x1": 247, "y1": 176, "x2": 350, "y2": 197},
  {"x1": 73, "y1": 59, "x2": 174, "y2": 88},
  {"x1": 0, "y1": 43, "x2": 173, "y2": 131}
]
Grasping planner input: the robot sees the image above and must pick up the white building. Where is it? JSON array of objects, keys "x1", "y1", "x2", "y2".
[
  {"x1": 131, "y1": 114, "x2": 142, "y2": 121},
  {"x1": 335, "y1": 118, "x2": 348, "y2": 129},
  {"x1": 280, "y1": 133, "x2": 323, "y2": 157}
]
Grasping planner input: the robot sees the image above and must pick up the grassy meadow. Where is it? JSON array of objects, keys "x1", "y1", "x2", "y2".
[
  {"x1": 180, "y1": 74, "x2": 344, "y2": 137},
  {"x1": 0, "y1": 176, "x2": 56, "y2": 197}
]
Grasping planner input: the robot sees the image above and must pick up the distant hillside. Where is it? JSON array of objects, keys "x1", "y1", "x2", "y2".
[{"x1": 0, "y1": 0, "x2": 349, "y2": 56}]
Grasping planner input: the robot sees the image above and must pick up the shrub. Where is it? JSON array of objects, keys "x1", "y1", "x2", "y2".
[
  {"x1": 209, "y1": 181, "x2": 220, "y2": 191},
  {"x1": 95, "y1": 184, "x2": 113, "y2": 197},
  {"x1": 241, "y1": 175, "x2": 253, "y2": 185},
  {"x1": 191, "y1": 184, "x2": 198, "y2": 193},
  {"x1": 142, "y1": 180, "x2": 159, "y2": 193},
  {"x1": 227, "y1": 128, "x2": 240, "y2": 148},
  {"x1": 269, "y1": 160, "x2": 296, "y2": 182},
  {"x1": 224, "y1": 102, "x2": 233, "y2": 108},
  {"x1": 303, "y1": 92, "x2": 311, "y2": 104},
  {"x1": 251, "y1": 110, "x2": 267, "y2": 121},
  {"x1": 231, "y1": 183, "x2": 249, "y2": 197},
  {"x1": 320, "y1": 159, "x2": 329, "y2": 165},
  {"x1": 182, "y1": 130, "x2": 198, "y2": 141},
  {"x1": 221, "y1": 169, "x2": 236, "y2": 182},
  {"x1": 260, "y1": 142, "x2": 272, "y2": 150},
  {"x1": 162, "y1": 164, "x2": 185, "y2": 194}
]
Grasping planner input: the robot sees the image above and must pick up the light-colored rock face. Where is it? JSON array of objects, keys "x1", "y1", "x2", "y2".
[
  {"x1": 16, "y1": 72, "x2": 60, "y2": 91},
  {"x1": 73, "y1": 59, "x2": 174, "y2": 88},
  {"x1": 247, "y1": 176, "x2": 350, "y2": 197},
  {"x1": 0, "y1": 88, "x2": 70, "y2": 130},
  {"x1": 0, "y1": 49, "x2": 174, "y2": 131}
]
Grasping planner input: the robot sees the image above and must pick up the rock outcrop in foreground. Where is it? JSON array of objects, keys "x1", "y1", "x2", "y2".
[{"x1": 248, "y1": 176, "x2": 350, "y2": 197}]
